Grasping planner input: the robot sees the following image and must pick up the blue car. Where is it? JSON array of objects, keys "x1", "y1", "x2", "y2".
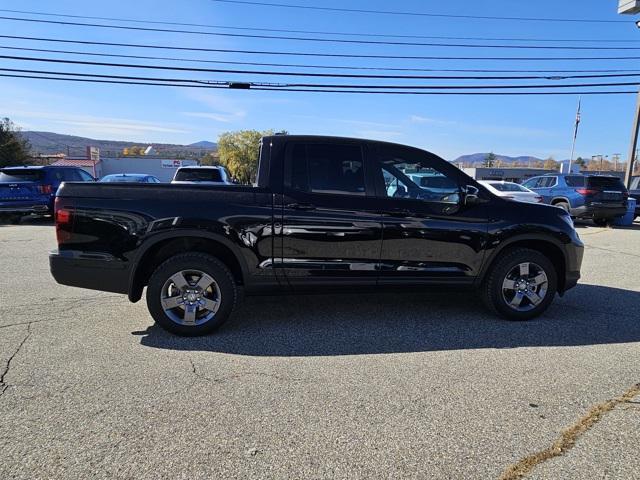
[
  {"x1": 100, "y1": 173, "x2": 161, "y2": 183},
  {"x1": 521, "y1": 174, "x2": 628, "y2": 225},
  {"x1": 0, "y1": 165, "x2": 95, "y2": 223}
]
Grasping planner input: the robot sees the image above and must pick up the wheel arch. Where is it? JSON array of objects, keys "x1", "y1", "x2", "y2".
[
  {"x1": 128, "y1": 231, "x2": 248, "y2": 302},
  {"x1": 479, "y1": 235, "x2": 568, "y2": 293},
  {"x1": 550, "y1": 196, "x2": 571, "y2": 206}
]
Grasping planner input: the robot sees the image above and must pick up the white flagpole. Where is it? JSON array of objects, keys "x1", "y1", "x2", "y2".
[{"x1": 568, "y1": 96, "x2": 581, "y2": 173}]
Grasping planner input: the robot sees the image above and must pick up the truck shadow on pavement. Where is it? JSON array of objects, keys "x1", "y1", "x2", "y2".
[{"x1": 135, "y1": 283, "x2": 640, "y2": 357}]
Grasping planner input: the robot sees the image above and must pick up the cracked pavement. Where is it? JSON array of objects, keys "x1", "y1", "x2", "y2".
[{"x1": 0, "y1": 218, "x2": 639, "y2": 479}]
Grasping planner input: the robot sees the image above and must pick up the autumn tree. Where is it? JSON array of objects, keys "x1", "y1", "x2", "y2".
[
  {"x1": 217, "y1": 130, "x2": 285, "y2": 183},
  {"x1": 543, "y1": 157, "x2": 559, "y2": 170},
  {"x1": 200, "y1": 152, "x2": 220, "y2": 166},
  {"x1": 0, "y1": 117, "x2": 30, "y2": 167}
]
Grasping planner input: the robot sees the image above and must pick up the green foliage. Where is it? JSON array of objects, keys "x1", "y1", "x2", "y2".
[
  {"x1": 200, "y1": 153, "x2": 220, "y2": 166},
  {"x1": 483, "y1": 152, "x2": 497, "y2": 168},
  {"x1": 574, "y1": 157, "x2": 586, "y2": 167},
  {"x1": 0, "y1": 117, "x2": 30, "y2": 167},
  {"x1": 217, "y1": 129, "x2": 284, "y2": 183}
]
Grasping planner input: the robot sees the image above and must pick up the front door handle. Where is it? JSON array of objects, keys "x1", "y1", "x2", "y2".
[
  {"x1": 287, "y1": 202, "x2": 316, "y2": 211},
  {"x1": 381, "y1": 208, "x2": 412, "y2": 217}
]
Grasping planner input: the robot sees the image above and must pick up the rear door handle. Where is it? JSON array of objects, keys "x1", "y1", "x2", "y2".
[{"x1": 286, "y1": 202, "x2": 316, "y2": 211}]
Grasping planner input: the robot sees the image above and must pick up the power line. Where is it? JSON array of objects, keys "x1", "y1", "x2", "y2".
[
  {"x1": 210, "y1": 0, "x2": 628, "y2": 23},
  {"x1": 0, "y1": 15, "x2": 637, "y2": 50},
  {"x1": 1, "y1": 72, "x2": 636, "y2": 95},
  {"x1": 4, "y1": 46, "x2": 640, "y2": 81},
  {"x1": 1, "y1": 41, "x2": 639, "y2": 62},
  {"x1": 4, "y1": 36, "x2": 640, "y2": 74},
  {"x1": 2, "y1": 67, "x2": 639, "y2": 91},
  {"x1": 2, "y1": 8, "x2": 636, "y2": 42}
]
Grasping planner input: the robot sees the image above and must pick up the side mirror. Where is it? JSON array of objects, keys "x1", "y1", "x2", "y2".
[{"x1": 463, "y1": 185, "x2": 480, "y2": 205}]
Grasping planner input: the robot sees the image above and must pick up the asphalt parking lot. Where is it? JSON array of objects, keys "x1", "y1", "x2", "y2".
[{"x1": 1, "y1": 218, "x2": 639, "y2": 479}]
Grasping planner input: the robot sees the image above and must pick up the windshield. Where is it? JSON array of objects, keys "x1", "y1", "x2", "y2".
[
  {"x1": 0, "y1": 169, "x2": 45, "y2": 182},
  {"x1": 488, "y1": 182, "x2": 529, "y2": 192},
  {"x1": 174, "y1": 168, "x2": 223, "y2": 182}
]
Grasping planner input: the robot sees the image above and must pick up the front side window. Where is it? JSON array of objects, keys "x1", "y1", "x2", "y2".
[
  {"x1": 375, "y1": 146, "x2": 461, "y2": 215},
  {"x1": 286, "y1": 143, "x2": 366, "y2": 196},
  {"x1": 539, "y1": 176, "x2": 557, "y2": 188}
]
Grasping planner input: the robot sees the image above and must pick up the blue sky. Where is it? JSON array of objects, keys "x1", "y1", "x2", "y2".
[{"x1": 0, "y1": 0, "x2": 639, "y2": 160}]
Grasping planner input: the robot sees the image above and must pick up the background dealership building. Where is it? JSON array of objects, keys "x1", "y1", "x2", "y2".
[{"x1": 43, "y1": 147, "x2": 199, "y2": 181}]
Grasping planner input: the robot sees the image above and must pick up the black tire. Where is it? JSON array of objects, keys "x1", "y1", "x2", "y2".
[
  {"x1": 593, "y1": 218, "x2": 609, "y2": 227},
  {"x1": 481, "y1": 248, "x2": 557, "y2": 321},
  {"x1": 9, "y1": 215, "x2": 21, "y2": 225},
  {"x1": 554, "y1": 201, "x2": 570, "y2": 213},
  {"x1": 146, "y1": 252, "x2": 237, "y2": 336}
]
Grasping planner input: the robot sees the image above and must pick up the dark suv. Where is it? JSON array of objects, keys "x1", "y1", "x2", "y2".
[
  {"x1": 522, "y1": 174, "x2": 628, "y2": 226},
  {"x1": 0, "y1": 165, "x2": 95, "y2": 223}
]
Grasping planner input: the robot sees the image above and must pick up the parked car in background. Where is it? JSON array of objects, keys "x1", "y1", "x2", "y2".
[
  {"x1": 100, "y1": 173, "x2": 161, "y2": 183},
  {"x1": 629, "y1": 176, "x2": 640, "y2": 220},
  {"x1": 479, "y1": 180, "x2": 543, "y2": 204},
  {"x1": 50, "y1": 135, "x2": 583, "y2": 336},
  {"x1": 0, "y1": 165, "x2": 95, "y2": 224},
  {"x1": 521, "y1": 174, "x2": 628, "y2": 226},
  {"x1": 171, "y1": 166, "x2": 232, "y2": 185}
]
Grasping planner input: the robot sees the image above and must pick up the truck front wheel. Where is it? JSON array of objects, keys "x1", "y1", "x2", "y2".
[
  {"x1": 481, "y1": 248, "x2": 557, "y2": 321},
  {"x1": 146, "y1": 253, "x2": 237, "y2": 336}
]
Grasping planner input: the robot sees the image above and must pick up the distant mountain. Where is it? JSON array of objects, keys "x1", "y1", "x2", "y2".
[
  {"x1": 188, "y1": 140, "x2": 217, "y2": 148},
  {"x1": 20, "y1": 131, "x2": 217, "y2": 157},
  {"x1": 453, "y1": 153, "x2": 544, "y2": 166}
]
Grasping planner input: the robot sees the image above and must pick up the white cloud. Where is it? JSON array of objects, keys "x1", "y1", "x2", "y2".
[
  {"x1": 181, "y1": 111, "x2": 245, "y2": 123},
  {"x1": 9, "y1": 109, "x2": 189, "y2": 139}
]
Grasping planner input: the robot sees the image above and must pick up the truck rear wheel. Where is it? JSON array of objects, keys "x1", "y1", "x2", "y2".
[
  {"x1": 481, "y1": 248, "x2": 557, "y2": 321},
  {"x1": 146, "y1": 253, "x2": 237, "y2": 336}
]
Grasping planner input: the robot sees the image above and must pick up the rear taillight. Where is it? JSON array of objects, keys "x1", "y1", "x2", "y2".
[
  {"x1": 54, "y1": 197, "x2": 73, "y2": 244},
  {"x1": 576, "y1": 188, "x2": 598, "y2": 196},
  {"x1": 535, "y1": 196, "x2": 543, "y2": 203},
  {"x1": 38, "y1": 184, "x2": 53, "y2": 194}
]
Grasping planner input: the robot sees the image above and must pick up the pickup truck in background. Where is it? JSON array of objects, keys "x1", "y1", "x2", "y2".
[
  {"x1": 171, "y1": 165, "x2": 232, "y2": 185},
  {"x1": 50, "y1": 135, "x2": 584, "y2": 336},
  {"x1": 0, "y1": 165, "x2": 95, "y2": 224}
]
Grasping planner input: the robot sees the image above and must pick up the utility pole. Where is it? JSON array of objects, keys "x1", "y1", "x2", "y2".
[
  {"x1": 568, "y1": 96, "x2": 581, "y2": 173},
  {"x1": 624, "y1": 88, "x2": 640, "y2": 187},
  {"x1": 618, "y1": 2, "x2": 640, "y2": 186}
]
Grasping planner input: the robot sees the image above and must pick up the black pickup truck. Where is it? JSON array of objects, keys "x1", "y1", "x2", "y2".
[{"x1": 50, "y1": 135, "x2": 584, "y2": 336}]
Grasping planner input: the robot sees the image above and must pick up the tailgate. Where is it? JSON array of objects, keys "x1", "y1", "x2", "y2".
[
  {"x1": 586, "y1": 177, "x2": 626, "y2": 205},
  {"x1": 0, "y1": 181, "x2": 41, "y2": 202}
]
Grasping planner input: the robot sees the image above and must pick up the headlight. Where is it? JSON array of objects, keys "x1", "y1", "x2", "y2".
[{"x1": 559, "y1": 213, "x2": 574, "y2": 229}]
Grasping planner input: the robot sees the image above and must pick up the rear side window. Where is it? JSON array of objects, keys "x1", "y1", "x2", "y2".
[
  {"x1": 286, "y1": 143, "x2": 366, "y2": 196},
  {"x1": 587, "y1": 176, "x2": 625, "y2": 190},
  {"x1": 0, "y1": 169, "x2": 45, "y2": 182},
  {"x1": 175, "y1": 168, "x2": 223, "y2": 182},
  {"x1": 564, "y1": 176, "x2": 585, "y2": 187}
]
